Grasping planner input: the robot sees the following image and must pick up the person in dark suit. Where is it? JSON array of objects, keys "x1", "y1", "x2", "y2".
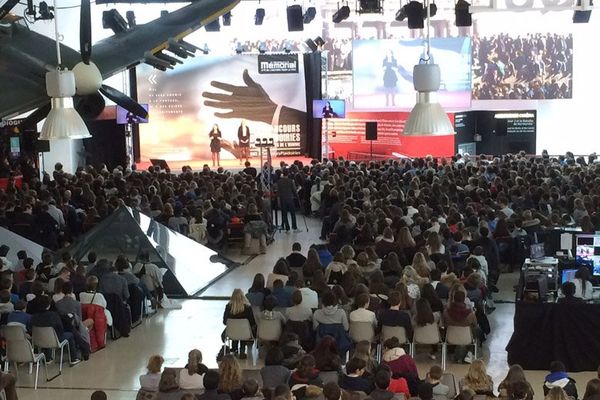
[
  {"x1": 30, "y1": 295, "x2": 80, "y2": 364},
  {"x1": 197, "y1": 370, "x2": 231, "y2": 400},
  {"x1": 276, "y1": 169, "x2": 298, "y2": 232},
  {"x1": 286, "y1": 242, "x2": 307, "y2": 269},
  {"x1": 237, "y1": 120, "x2": 251, "y2": 165}
]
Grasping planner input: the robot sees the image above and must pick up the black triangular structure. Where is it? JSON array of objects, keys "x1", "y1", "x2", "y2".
[{"x1": 65, "y1": 206, "x2": 236, "y2": 297}]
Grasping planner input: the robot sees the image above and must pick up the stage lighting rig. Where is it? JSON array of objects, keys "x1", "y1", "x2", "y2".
[
  {"x1": 223, "y1": 11, "x2": 231, "y2": 26},
  {"x1": 573, "y1": 0, "x2": 593, "y2": 23},
  {"x1": 255, "y1": 8, "x2": 265, "y2": 25},
  {"x1": 25, "y1": 0, "x2": 54, "y2": 21},
  {"x1": 303, "y1": 6, "x2": 317, "y2": 23},
  {"x1": 455, "y1": 0, "x2": 472, "y2": 26},
  {"x1": 125, "y1": 11, "x2": 136, "y2": 28},
  {"x1": 395, "y1": 1, "x2": 424, "y2": 28},
  {"x1": 332, "y1": 3, "x2": 351, "y2": 23},
  {"x1": 358, "y1": 0, "x2": 383, "y2": 14},
  {"x1": 205, "y1": 18, "x2": 220, "y2": 32}
]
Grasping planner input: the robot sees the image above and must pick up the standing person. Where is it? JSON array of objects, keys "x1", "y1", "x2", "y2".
[
  {"x1": 276, "y1": 169, "x2": 299, "y2": 233},
  {"x1": 237, "y1": 120, "x2": 251, "y2": 165},
  {"x1": 382, "y1": 50, "x2": 398, "y2": 107},
  {"x1": 209, "y1": 124, "x2": 222, "y2": 167}
]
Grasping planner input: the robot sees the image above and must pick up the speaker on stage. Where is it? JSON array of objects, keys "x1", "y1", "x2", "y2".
[
  {"x1": 287, "y1": 5, "x2": 304, "y2": 31},
  {"x1": 366, "y1": 122, "x2": 378, "y2": 140}
]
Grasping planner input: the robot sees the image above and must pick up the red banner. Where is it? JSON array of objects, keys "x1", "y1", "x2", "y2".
[{"x1": 322, "y1": 111, "x2": 455, "y2": 159}]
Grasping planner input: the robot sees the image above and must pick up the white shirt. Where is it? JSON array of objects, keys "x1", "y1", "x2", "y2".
[
  {"x1": 178, "y1": 371, "x2": 204, "y2": 390},
  {"x1": 349, "y1": 307, "x2": 377, "y2": 328},
  {"x1": 139, "y1": 372, "x2": 161, "y2": 392},
  {"x1": 79, "y1": 291, "x2": 113, "y2": 326},
  {"x1": 133, "y1": 262, "x2": 163, "y2": 291},
  {"x1": 299, "y1": 287, "x2": 319, "y2": 309},
  {"x1": 47, "y1": 204, "x2": 65, "y2": 227}
]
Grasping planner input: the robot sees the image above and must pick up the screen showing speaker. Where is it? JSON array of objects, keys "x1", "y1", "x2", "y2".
[
  {"x1": 116, "y1": 104, "x2": 149, "y2": 124},
  {"x1": 352, "y1": 37, "x2": 472, "y2": 110},
  {"x1": 313, "y1": 100, "x2": 346, "y2": 119},
  {"x1": 575, "y1": 234, "x2": 600, "y2": 276}
]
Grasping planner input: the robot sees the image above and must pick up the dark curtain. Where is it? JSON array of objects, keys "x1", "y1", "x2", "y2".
[
  {"x1": 303, "y1": 52, "x2": 322, "y2": 160},
  {"x1": 506, "y1": 302, "x2": 600, "y2": 372},
  {"x1": 83, "y1": 120, "x2": 127, "y2": 170}
]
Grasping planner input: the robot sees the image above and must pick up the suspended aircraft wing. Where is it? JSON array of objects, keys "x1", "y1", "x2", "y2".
[
  {"x1": 0, "y1": 0, "x2": 239, "y2": 120},
  {"x1": 92, "y1": 0, "x2": 239, "y2": 79}
]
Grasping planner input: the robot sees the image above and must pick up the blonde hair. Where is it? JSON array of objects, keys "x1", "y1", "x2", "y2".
[
  {"x1": 353, "y1": 341, "x2": 376, "y2": 373},
  {"x1": 544, "y1": 387, "x2": 570, "y2": 400},
  {"x1": 229, "y1": 289, "x2": 249, "y2": 315},
  {"x1": 427, "y1": 231, "x2": 443, "y2": 253},
  {"x1": 147, "y1": 355, "x2": 164, "y2": 373},
  {"x1": 218, "y1": 354, "x2": 242, "y2": 393},
  {"x1": 186, "y1": 349, "x2": 203, "y2": 376},
  {"x1": 463, "y1": 360, "x2": 493, "y2": 391},
  {"x1": 412, "y1": 252, "x2": 429, "y2": 274}
]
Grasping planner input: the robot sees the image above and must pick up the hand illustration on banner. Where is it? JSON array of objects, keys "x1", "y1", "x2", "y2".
[
  {"x1": 202, "y1": 69, "x2": 305, "y2": 126},
  {"x1": 203, "y1": 69, "x2": 278, "y2": 124}
]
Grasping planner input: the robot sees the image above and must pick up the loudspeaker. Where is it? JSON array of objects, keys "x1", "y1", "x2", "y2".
[
  {"x1": 287, "y1": 5, "x2": 304, "y2": 31},
  {"x1": 495, "y1": 119, "x2": 508, "y2": 136},
  {"x1": 366, "y1": 122, "x2": 378, "y2": 140},
  {"x1": 35, "y1": 140, "x2": 50, "y2": 153}
]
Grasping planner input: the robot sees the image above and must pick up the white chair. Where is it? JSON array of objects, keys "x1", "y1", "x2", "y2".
[
  {"x1": 2, "y1": 325, "x2": 27, "y2": 341},
  {"x1": 380, "y1": 325, "x2": 410, "y2": 361},
  {"x1": 412, "y1": 323, "x2": 442, "y2": 358},
  {"x1": 257, "y1": 319, "x2": 283, "y2": 342},
  {"x1": 349, "y1": 321, "x2": 376, "y2": 343},
  {"x1": 442, "y1": 325, "x2": 477, "y2": 370},
  {"x1": 224, "y1": 319, "x2": 255, "y2": 357},
  {"x1": 319, "y1": 371, "x2": 340, "y2": 384},
  {"x1": 4, "y1": 338, "x2": 47, "y2": 389},
  {"x1": 32, "y1": 326, "x2": 72, "y2": 374}
]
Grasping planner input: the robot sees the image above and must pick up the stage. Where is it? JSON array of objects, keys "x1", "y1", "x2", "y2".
[{"x1": 136, "y1": 156, "x2": 313, "y2": 172}]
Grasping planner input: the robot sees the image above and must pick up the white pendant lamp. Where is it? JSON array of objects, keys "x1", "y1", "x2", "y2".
[
  {"x1": 403, "y1": 0, "x2": 454, "y2": 136},
  {"x1": 40, "y1": 0, "x2": 91, "y2": 140}
]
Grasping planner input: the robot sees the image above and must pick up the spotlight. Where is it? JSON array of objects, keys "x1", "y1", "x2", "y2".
[
  {"x1": 359, "y1": 0, "x2": 382, "y2": 13},
  {"x1": 202, "y1": 43, "x2": 210, "y2": 55},
  {"x1": 303, "y1": 6, "x2": 316, "y2": 23},
  {"x1": 401, "y1": 1, "x2": 424, "y2": 29},
  {"x1": 255, "y1": 8, "x2": 265, "y2": 25},
  {"x1": 395, "y1": 7, "x2": 407, "y2": 21},
  {"x1": 287, "y1": 4, "x2": 304, "y2": 31},
  {"x1": 425, "y1": 2, "x2": 437, "y2": 17},
  {"x1": 332, "y1": 5, "x2": 350, "y2": 23},
  {"x1": 315, "y1": 36, "x2": 326, "y2": 47},
  {"x1": 573, "y1": 0, "x2": 593, "y2": 23},
  {"x1": 38, "y1": 1, "x2": 54, "y2": 20},
  {"x1": 305, "y1": 38, "x2": 318, "y2": 52},
  {"x1": 223, "y1": 11, "x2": 231, "y2": 26},
  {"x1": 125, "y1": 10, "x2": 136, "y2": 28},
  {"x1": 205, "y1": 18, "x2": 220, "y2": 32},
  {"x1": 455, "y1": 0, "x2": 472, "y2": 26},
  {"x1": 102, "y1": 9, "x2": 128, "y2": 34}
]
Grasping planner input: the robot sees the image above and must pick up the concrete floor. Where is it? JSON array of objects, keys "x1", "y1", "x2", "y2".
[{"x1": 14, "y1": 216, "x2": 598, "y2": 399}]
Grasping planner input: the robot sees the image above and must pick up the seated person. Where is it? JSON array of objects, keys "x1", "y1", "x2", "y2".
[
  {"x1": 99, "y1": 263, "x2": 129, "y2": 301},
  {"x1": 258, "y1": 295, "x2": 286, "y2": 326},
  {"x1": 381, "y1": 337, "x2": 418, "y2": 381},
  {"x1": 242, "y1": 203, "x2": 268, "y2": 255},
  {"x1": 7, "y1": 300, "x2": 31, "y2": 331},
  {"x1": 267, "y1": 259, "x2": 290, "y2": 288},
  {"x1": 443, "y1": 290, "x2": 477, "y2": 363},
  {"x1": 138, "y1": 355, "x2": 164, "y2": 393},
  {"x1": 377, "y1": 290, "x2": 413, "y2": 339},
  {"x1": 30, "y1": 295, "x2": 81, "y2": 364},
  {"x1": 240, "y1": 379, "x2": 262, "y2": 400},
  {"x1": 288, "y1": 355, "x2": 323, "y2": 388},
  {"x1": 55, "y1": 282, "x2": 93, "y2": 329},
  {"x1": 557, "y1": 282, "x2": 584, "y2": 304},
  {"x1": 79, "y1": 276, "x2": 113, "y2": 326},
  {"x1": 349, "y1": 292, "x2": 377, "y2": 329},
  {"x1": 71, "y1": 265, "x2": 88, "y2": 296},
  {"x1": 339, "y1": 357, "x2": 374, "y2": 393},
  {"x1": 312, "y1": 335, "x2": 342, "y2": 372},
  {"x1": 370, "y1": 370, "x2": 395, "y2": 400},
  {"x1": 132, "y1": 252, "x2": 164, "y2": 307},
  {"x1": 459, "y1": 360, "x2": 494, "y2": 397},
  {"x1": 261, "y1": 348, "x2": 291, "y2": 390},
  {"x1": 285, "y1": 289, "x2": 313, "y2": 322},
  {"x1": 426, "y1": 365, "x2": 450, "y2": 398},
  {"x1": 286, "y1": 243, "x2": 307, "y2": 269},
  {"x1": 197, "y1": 370, "x2": 231, "y2": 400},
  {"x1": 313, "y1": 291, "x2": 349, "y2": 331},
  {"x1": 543, "y1": 361, "x2": 578, "y2": 399},
  {"x1": 271, "y1": 279, "x2": 293, "y2": 308},
  {"x1": 430, "y1": 269, "x2": 449, "y2": 300},
  {"x1": 180, "y1": 349, "x2": 207, "y2": 390},
  {"x1": 417, "y1": 382, "x2": 434, "y2": 400},
  {"x1": 18, "y1": 269, "x2": 36, "y2": 300}
]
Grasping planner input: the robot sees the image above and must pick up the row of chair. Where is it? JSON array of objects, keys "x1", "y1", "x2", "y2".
[{"x1": 224, "y1": 319, "x2": 477, "y2": 370}]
